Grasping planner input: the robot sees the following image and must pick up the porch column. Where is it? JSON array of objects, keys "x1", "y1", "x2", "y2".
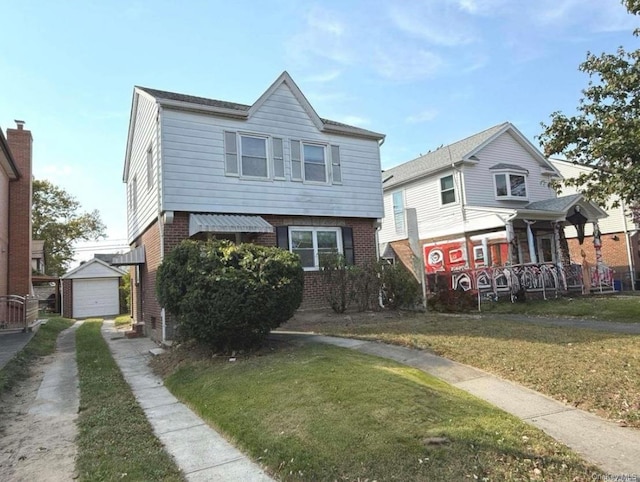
[
  {"x1": 506, "y1": 221, "x2": 516, "y2": 265},
  {"x1": 524, "y1": 220, "x2": 537, "y2": 264},
  {"x1": 553, "y1": 222, "x2": 568, "y2": 290},
  {"x1": 593, "y1": 221, "x2": 604, "y2": 286}
]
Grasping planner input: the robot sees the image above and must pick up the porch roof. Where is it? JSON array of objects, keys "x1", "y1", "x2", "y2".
[{"x1": 189, "y1": 213, "x2": 274, "y2": 237}]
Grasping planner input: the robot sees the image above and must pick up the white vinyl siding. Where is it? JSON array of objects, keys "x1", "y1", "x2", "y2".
[
  {"x1": 159, "y1": 82, "x2": 383, "y2": 219},
  {"x1": 463, "y1": 131, "x2": 556, "y2": 208},
  {"x1": 126, "y1": 93, "x2": 161, "y2": 242},
  {"x1": 289, "y1": 226, "x2": 342, "y2": 270}
]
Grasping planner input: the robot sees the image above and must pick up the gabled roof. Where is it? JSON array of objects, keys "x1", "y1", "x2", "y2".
[
  {"x1": 525, "y1": 193, "x2": 583, "y2": 212},
  {"x1": 62, "y1": 257, "x2": 127, "y2": 279},
  {"x1": 124, "y1": 71, "x2": 384, "y2": 182},
  {"x1": 0, "y1": 128, "x2": 19, "y2": 180},
  {"x1": 382, "y1": 122, "x2": 559, "y2": 190}
]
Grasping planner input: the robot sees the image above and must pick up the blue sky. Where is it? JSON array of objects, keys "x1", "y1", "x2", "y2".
[{"x1": 1, "y1": 0, "x2": 638, "y2": 244}]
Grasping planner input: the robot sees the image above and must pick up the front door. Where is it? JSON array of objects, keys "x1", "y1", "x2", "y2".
[{"x1": 537, "y1": 234, "x2": 556, "y2": 263}]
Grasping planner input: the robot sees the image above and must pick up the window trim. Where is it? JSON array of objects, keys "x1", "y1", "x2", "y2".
[
  {"x1": 392, "y1": 190, "x2": 406, "y2": 235},
  {"x1": 439, "y1": 174, "x2": 456, "y2": 206},
  {"x1": 239, "y1": 133, "x2": 270, "y2": 180},
  {"x1": 492, "y1": 170, "x2": 529, "y2": 200},
  {"x1": 288, "y1": 226, "x2": 343, "y2": 271},
  {"x1": 302, "y1": 141, "x2": 329, "y2": 184}
]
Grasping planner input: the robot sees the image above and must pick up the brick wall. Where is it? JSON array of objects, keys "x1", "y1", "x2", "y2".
[
  {"x1": 6, "y1": 122, "x2": 32, "y2": 296},
  {"x1": 566, "y1": 231, "x2": 639, "y2": 289},
  {"x1": 61, "y1": 279, "x2": 72, "y2": 318},
  {"x1": 132, "y1": 212, "x2": 378, "y2": 341}
]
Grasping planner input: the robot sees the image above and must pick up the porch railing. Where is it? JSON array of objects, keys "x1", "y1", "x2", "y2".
[
  {"x1": 437, "y1": 261, "x2": 616, "y2": 304},
  {"x1": 0, "y1": 295, "x2": 39, "y2": 332}
]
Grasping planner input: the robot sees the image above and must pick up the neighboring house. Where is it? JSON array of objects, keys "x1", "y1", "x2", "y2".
[
  {"x1": 379, "y1": 122, "x2": 609, "y2": 295},
  {"x1": 32, "y1": 240, "x2": 45, "y2": 274},
  {"x1": 61, "y1": 258, "x2": 126, "y2": 319},
  {"x1": 113, "y1": 72, "x2": 385, "y2": 342},
  {"x1": 1, "y1": 121, "x2": 36, "y2": 330},
  {"x1": 550, "y1": 158, "x2": 639, "y2": 290}
]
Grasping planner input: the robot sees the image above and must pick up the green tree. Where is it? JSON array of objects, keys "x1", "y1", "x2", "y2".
[
  {"x1": 32, "y1": 179, "x2": 106, "y2": 276},
  {"x1": 539, "y1": 1, "x2": 640, "y2": 209}
]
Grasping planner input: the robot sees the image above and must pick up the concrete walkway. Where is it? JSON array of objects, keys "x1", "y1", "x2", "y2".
[
  {"x1": 272, "y1": 331, "x2": 640, "y2": 476},
  {"x1": 101, "y1": 320, "x2": 273, "y2": 482},
  {"x1": 484, "y1": 313, "x2": 640, "y2": 334},
  {"x1": 0, "y1": 331, "x2": 35, "y2": 370}
]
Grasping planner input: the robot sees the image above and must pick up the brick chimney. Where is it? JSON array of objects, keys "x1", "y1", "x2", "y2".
[{"x1": 7, "y1": 120, "x2": 33, "y2": 296}]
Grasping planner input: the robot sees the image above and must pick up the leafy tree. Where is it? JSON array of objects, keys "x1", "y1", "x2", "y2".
[
  {"x1": 539, "y1": 1, "x2": 640, "y2": 210},
  {"x1": 32, "y1": 179, "x2": 106, "y2": 276},
  {"x1": 156, "y1": 240, "x2": 303, "y2": 351}
]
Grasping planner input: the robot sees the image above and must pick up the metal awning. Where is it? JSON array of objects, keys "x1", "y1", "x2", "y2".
[
  {"x1": 189, "y1": 214, "x2": 274, "y2": 236},
  {"x1": 111, "y1": 245, "x2": 146, "y2": 266}
]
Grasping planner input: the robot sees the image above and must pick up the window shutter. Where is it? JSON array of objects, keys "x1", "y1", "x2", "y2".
[
  {"x1": 342, "y1": 227, "x2": 354, "y2": 265},
  {"x1": 331, "y1": 145, "x2": 342, "y2": 184},
  {"x1": 224, "y1": 131, "x2": 239, "y2": 175},
  {"x1": 290, "y1": 140, "x2": 302, "y2": 181},
  {"x1": 273, "y1": 137, "x2": 285, "y2": 179},
  {"x1": 276, "y1": 226, "x2": 289, "y2": 249}
]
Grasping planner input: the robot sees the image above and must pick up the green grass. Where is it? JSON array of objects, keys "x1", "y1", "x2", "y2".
[
  {"x1": 114, "y1": 314, "x2": 132, "y2": 328},
  {"x1": 159, "y1": 342, "x2": 600, "y2": 481},
  {"x1": 480, "y1": 294, "x2": 640, "y2": 322},
  {"x1": 75, "y1": 320, "x2": 184, "y2": 481},
  {"x1": 0, "y1": 316, "x2": 73, "y2": 394},
  {"x1": 283, "y1": 312, "x2": 640, "y2": 428}
]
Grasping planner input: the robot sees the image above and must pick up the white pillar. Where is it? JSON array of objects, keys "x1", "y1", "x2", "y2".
[
  {"x1": 506, "y1": 221, "x2": 516, "y2": 265},
  {"x1": 524, "y1": 220, "x2": 537, "y2": 264}
]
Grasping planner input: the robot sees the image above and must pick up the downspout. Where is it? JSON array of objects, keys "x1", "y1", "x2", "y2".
[{"x1": 156, "y1": 104, "x2": 166, "y2": 344}]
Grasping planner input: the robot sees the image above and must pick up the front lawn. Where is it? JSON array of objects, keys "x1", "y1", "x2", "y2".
[
  {"x1": 480, "y1": 294, "x2": 640, "y2": 322},
  {"x1": 156, "y1": 341, "x2": 600, "y2": 481},
  {"x1": 282, "y1": 312, "x2": 640, "y2": 428}
]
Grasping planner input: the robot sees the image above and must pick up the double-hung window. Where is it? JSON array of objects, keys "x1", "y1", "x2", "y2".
[
  {"x1": 290, "y1": 140, "x2": 331, "y2": 183},
  {"x1": 440, "y1": 174, "x2": 455, "y2": 205},
  {"x1": 493, "y1": 171, "x2": 528, "y2": 200},
  {"x1": 240, "y1": 135, "x2": 268, "y2": 178},
  {"x1": 392, "y1": 191, "x2": 405, "y2": 235},
  {"x1": 289, "y1": 227, "x2": 342, "y2": 270}
]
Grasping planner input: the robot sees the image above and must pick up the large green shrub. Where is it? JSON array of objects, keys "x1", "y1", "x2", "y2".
[
  {"x1": 380, "y1": 263, "x2": 422, "y2": 310},
  {"x1": 156, "y1": 240, "x2": 303, "y2": 351}
]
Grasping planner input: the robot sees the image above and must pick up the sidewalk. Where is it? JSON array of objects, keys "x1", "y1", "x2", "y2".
[
  {"x1": 272, "y1": 331, "x2": 640, "y2": 476},
  {"x1": 100, "y1": 320, "x2": 273, "y2": 482}
]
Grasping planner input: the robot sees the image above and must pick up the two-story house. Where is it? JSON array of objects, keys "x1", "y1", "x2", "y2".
[
  {"x1": 379, "y1": 122, "x2": 609, "y2": 296},
  {"x1": 113, "y1": 72, "x2": 385, "y2": 342},
  {"x1": 550, "y1": 158, "x2": 639, "y2": 290}
]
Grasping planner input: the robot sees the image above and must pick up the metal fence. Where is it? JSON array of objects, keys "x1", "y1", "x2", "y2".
[{"x1": 0, "y1": 295, "x2": 39, "y2": 332}]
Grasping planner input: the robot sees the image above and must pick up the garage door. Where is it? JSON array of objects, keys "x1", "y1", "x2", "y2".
[{"x1": 72, "y1": 278, "x2": 119, "y2": 318}]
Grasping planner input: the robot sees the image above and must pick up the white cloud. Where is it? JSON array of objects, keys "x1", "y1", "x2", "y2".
[
  {"x1": 406, "y1": 109, "x2": 438, "y2": 124},
  {"x1": 375, "y1": 48, "x2": 444, "y2": 82},
  {"x1": 388, "y1": 3, "x2": 477, "y2": 47},
  {"x1": 303, "y1": 70, "x2": 342, "y2": 83}
]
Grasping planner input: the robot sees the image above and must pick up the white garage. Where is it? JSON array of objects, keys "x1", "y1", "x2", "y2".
[{"x1": 62, "y1": 258, "x2": 126, "y2": 318}]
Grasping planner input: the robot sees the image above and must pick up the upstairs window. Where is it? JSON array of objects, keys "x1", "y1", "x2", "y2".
[
  {"x1": 494, "y1": 172, "x2": 527, "y2": 199},
  {"x1": 240, "y1": 135, "x2": 268, "y2": 178},
  {"x1": 303, "y1": 143, "x2": 327, "y2": 183},
  {"x1": 392, "y1": 191, "x2": 405, "y2": 235},
  {"x1": 440, "y1": 174, "x2": 455, "y2": 205},
  {"x1": 291, "y1": 140, "x2": 330, "y2": 183}
]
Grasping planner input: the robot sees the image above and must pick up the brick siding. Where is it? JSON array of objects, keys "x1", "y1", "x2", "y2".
[{"x1": 131, "y1": 212, "x2": 378, "y2": 341}]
